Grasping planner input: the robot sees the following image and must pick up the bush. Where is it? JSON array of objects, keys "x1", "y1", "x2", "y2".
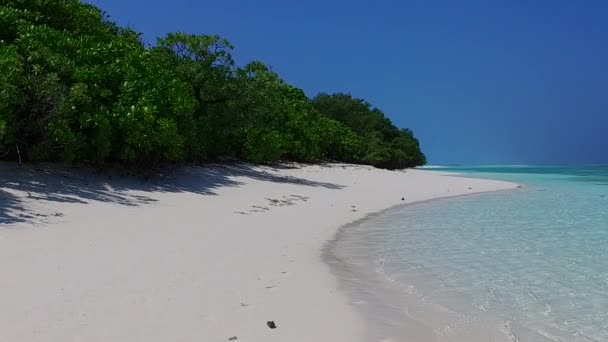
[{"x1": 0, "y1": 0, "x2": 426, "y2": 169}]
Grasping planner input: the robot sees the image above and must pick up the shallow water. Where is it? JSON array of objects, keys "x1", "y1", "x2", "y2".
[{"x1": 329, "y1": 166, "x2": 608, "y2": 341}]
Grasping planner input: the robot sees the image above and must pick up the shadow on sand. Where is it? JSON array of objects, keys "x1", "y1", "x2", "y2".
[{"x1": 0, "y1": 163, "x2": 345, "y2": 225}]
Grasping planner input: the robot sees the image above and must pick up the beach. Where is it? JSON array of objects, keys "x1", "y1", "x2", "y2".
[{"x1": 0, "y1": 163, "x2": 517, "y2": 342}]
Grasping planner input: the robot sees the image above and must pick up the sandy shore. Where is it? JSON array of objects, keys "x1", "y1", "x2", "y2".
[{"x1": 0, "y1": 163, "x2": 517, "y2": 342}]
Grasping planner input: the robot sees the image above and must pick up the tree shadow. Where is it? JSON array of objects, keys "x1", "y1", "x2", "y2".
[
  {"x1": 216, "y1": 164, "x2": 345, "y2": 190},
  {"x1": 0, "y1": 189, "x2": 27, "y2": 224},
  {"x1": 0, "y1": 163, "x2": 345, "y2": 225}
]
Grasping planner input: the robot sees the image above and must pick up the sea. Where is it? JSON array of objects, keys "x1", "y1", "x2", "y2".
[{"x1": 327, "y1": 166, "x2": 608, "y2": 341}]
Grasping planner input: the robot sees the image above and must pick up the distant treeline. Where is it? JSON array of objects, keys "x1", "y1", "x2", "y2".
[{"x1": 0, "y1": 0, "x2": 426, "y2": 169}]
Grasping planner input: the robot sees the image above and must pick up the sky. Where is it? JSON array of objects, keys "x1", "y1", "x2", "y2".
[{"x1": 88, "y1": 0, "x2": 608, "y2": 165}]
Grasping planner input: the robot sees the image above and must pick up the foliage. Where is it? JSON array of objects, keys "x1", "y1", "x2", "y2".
[
  {"x1": 0, "y1": 0, "x2": 426, "y2": 169},
  {"x1": 312, "y1": 93, "x2": 426, "y2": 168}
]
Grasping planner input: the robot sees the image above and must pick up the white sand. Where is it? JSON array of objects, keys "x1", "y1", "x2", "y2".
[{"x1": 0, "y1": 163, "x2": 517, "y2": 342}]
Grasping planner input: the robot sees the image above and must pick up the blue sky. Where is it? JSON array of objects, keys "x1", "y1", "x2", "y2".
[{"x1": 89, "y1": 0, "x2": 608, "y2": 165}]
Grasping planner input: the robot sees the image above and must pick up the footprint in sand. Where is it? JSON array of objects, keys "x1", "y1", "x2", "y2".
[
  {"x1": 264, "y1": 194, "x2": 311, "y2": 208},
  {"x1": 288, "y1": 194, "x2": 310, "y2": 201},
  {"x1": 266, "y1": 197, "x2": 295, "y2": 207},
  {"x1": 243, "y1": 204, "x2": 273, "y2": 214},
  {"x1": 265, "y1": 198, "x2": 281, "y2": 206}
]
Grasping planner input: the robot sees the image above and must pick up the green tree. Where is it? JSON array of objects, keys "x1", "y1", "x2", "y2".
[
  {"x1": 312, "y1": 93, "x2": 426, "y2": 168},
  {"x1": 0, "y1": 0, "x2": 425, "y2": 169},
  {"x1": 154, "y1": 33, "x2": 237, "y2": 160}
]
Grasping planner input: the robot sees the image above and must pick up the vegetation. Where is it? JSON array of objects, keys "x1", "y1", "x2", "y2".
[
  {"x1": 0, "y1": 0, "x2": 426, "y2": 169},
  {"x1": 312, "y1": 93, "x2": 426, "y2": 168}
]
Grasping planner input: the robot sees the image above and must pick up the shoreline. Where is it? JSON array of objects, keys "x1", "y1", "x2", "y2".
[
  {"x1": 323, "y1": 188, "x2": 530, "y2": 342},
  {"x1": 0, "y1": 163, "x2": 517, "y2": 341}
]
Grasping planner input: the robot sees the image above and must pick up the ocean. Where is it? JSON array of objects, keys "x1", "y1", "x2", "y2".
[{"x1": 328, "y1": 166, "x2": 608, "y2": 341}]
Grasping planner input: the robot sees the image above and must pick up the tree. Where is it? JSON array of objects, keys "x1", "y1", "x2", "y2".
[
  {"x1": 312, "y1": 93, "x2": 426, "y2": 168},
  {"x1": 0, "y1": 0, "x2": 426, "y2": 169},
  {"x1": 154, "y1": 33, "x2": 237, "y2": 160}
]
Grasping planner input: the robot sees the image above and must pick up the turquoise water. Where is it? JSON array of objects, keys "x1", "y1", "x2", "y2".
[{"x1": 336, "y1": 166, "x2": 608, "y2": 341}]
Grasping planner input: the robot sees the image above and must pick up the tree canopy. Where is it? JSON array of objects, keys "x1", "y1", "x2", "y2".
[
  {"x1": 312, "y1": 93, "x2": 426, "y2": 168},
  {"x1": 0, "y1": 0, "x2": 426, "y2": 169}
]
